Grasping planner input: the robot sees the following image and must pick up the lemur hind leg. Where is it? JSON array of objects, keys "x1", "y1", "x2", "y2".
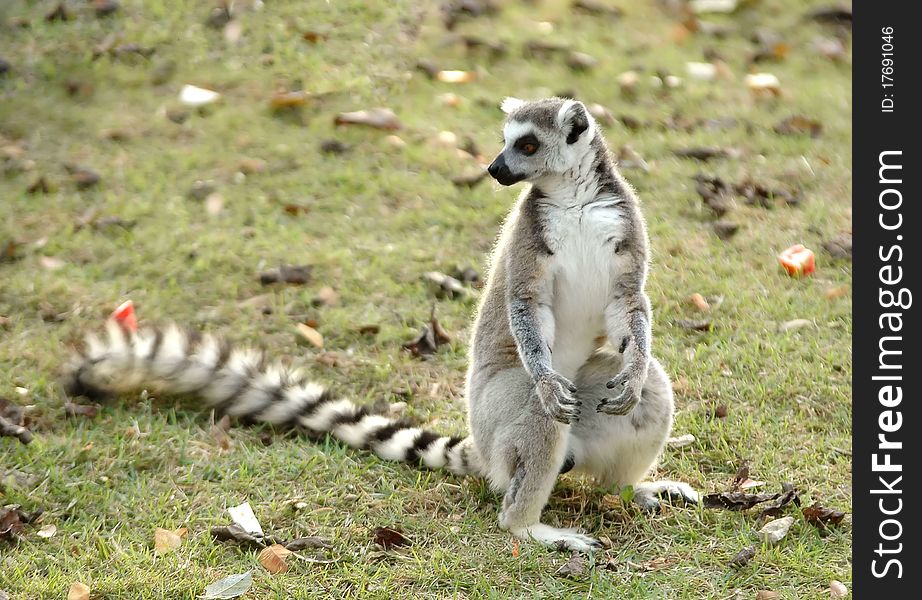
[
  {"x1": 468, "y1": 367, "x2": 602, "y2": 552},
  {"x1": 569, "y1": 350, "x2": 698, "y2": 512}
]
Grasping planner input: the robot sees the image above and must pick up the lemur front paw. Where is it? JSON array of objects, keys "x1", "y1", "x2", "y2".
[
  {"x1": 598, "y1": 370, "x2": 641, "y2": 415},
  {"x1": 536, "y1": 372, "x2": 579, "y2": 424}
]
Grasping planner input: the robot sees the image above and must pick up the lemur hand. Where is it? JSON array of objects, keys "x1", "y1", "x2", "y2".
[
  {"x1": 536, "y1": 372, "x2": 579, "y2": 424},
  {"x1": 598, "y1": 358, "x2": 646, "y2": 416}
]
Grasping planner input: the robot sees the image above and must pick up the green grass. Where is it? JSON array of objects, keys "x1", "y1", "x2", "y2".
[{"x1": 1, "y1": 0, "x2": 851, "y2": 598}]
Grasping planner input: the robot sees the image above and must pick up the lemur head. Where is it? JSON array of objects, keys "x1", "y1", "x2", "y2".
[{"x1": 487, "y1": 97, "x2": 597, "y2": 186}]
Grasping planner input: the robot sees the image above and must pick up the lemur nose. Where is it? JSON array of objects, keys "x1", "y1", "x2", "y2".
[{"x1": 488, "y1": 154, "x2": 506, "y2": 179}]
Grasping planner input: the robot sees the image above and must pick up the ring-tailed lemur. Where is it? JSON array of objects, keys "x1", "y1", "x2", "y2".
[{"x1": 64, "y1": 97, "x2": 696, "y2": 553}]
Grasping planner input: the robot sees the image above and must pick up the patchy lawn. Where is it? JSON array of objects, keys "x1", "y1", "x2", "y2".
[{"x1": 1, "y1": 0, "x2": 851, "y2": 598}]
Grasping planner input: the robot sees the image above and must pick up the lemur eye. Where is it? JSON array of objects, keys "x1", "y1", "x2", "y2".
[{"x1": 522, "y1": 142, "x2": 538, "y2": 155}]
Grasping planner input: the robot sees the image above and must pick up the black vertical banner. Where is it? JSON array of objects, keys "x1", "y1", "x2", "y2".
[{"x1": 853, "y1": 1, "x2": 920, "y2": 595}]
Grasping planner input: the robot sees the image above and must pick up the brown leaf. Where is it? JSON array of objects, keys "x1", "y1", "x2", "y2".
[
  {"x1": 284, "y1": 536, "x2": 332, "y2": 551},
  {"x1": 154, "y1": 527, "x2": 187, "y2": 554},
  {"x1": 26, "y1": 176, "x2": 52, "y2": 194},
  {"x1": 64, "y1": 402, "x2": 100, "y2": 418},
  {"x1": 403, "y1": 310, "x2": 451, "y2": 358},
  {"x1": 556, "y1": 553, "x2": 586, "y2": 577},
  {"x1": 728, "y1": 545, "x2": 757, "y2": 567},
  {"x1": 66, "y1": 165, "x2": 101, "y2": 190},
  {"x1": 572, "y1": 0, "x2": 623, "y2": 18},
  {"x1": 713, "y1": 220, "x2": 740, "y2": 240},
  {"x1": 45, "y1": 3, "x2": 72, "y2": 22},
  {"x1": 302, "y1": 31, "x2": 327, "y2": 44},
  {"x1": 259, "y1": 265, "x2": 313, "y2": 285},
  {"x1": 238, "y1": 158, "x2": 267, "y2": 175},
  {"x1": 822, "y1": 233, "x2": 852, "y2": 260},
  {"x1": 775, "y1": 115, "x2": 823, "y2": 137},
  {"x1": 450, "y1": 168, "x2": 488, "y2": 188},
  {"x1": 320, "y1": 140, "x2": 349, "y2": 155},
  {"x1": 334, "y1": 108, "x2": 402, "y2": 131},
  {"x1": 92, "y1": 0, "x2": 121, "y2": 18},
  {"x1": 270, "y1": 90, "x2": 312, "y2": 109},
  {"x1": 802, "y1": 503, "x2": 846, "y2": 528},
  {"x1": 0, "y1": 506, "x2": 25, "y2": 540},
  {"x1": 441, "y1": 0, "x2": 498, "y2": 30},
  {"x1": 759, "y1": 482, "x2": 800, "y2": 519},
  {"x1": 675, "y1": 147, "x2": 734, "y2": 161},
  {"x1": 729, "y1": 459, "x2": 750, "y2": 491},
  {"x1": 704, "y1": 491, "x2": 780, "y2": 510},
  {"x1": 694, "y1": 174, "x2": 734, "y2": 216},
  {"x1": 688, "y1": 293, "x2": 710, "y2": 312},
  {"x1": 212, "y1": 524, "x2": 276, "y2": 549},
  {"x1": 756, "y1": 591, "x2": 780, "y2": 600},
  {"x1": 372, "y1": 526, "x2": 411, "y2": 549},
  {"x1": 675, "y1": 319, "x2": 712, "y2": 331},
  {"x1": 67, "y1": 583, "x2": 90, "y2": 600},
  {"x1": 258, "y1": 543, "x2": 292, "y2": 574},
  {"x1": 566, "y1": 52, "x2": 597, "y2": 71},
  {"x1": 0, "y1": 398, "x2": 32, "y2": 444}
]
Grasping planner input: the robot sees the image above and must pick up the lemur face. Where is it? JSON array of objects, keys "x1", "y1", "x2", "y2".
[{"x1": 487, "y1": 97, "x2": 596, "y2": 186}]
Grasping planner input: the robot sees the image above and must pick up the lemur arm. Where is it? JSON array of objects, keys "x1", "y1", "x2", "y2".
[
  {"x1": 599, "y1": 217, "x2": 652, "y2": 415},
  {"x1": 504, "y1": 210, "x2": 579, "y2": 423}
]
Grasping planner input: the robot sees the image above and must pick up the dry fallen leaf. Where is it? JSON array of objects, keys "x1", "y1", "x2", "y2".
[
  {"x1": 745, "y1": 72, "x2": 781, "y2": 97},
  {"x1": 258, "y1": 543, "x2": 292, "y2": 574},
  {"x1": 802, "y1": 503, "x2": 846, "y2": 529},
  {"x1": 64, "y1": 401, "x2": 100, "y2": 418},
  {"x1": 313, "y1": 286, "x2": 339, "y2": 307},
  {"x1": 689, "y1": 293, "x2": 710, "y2": 312},
  {"x1": 180, "y1": 84, "x2": 221, "y2": 107},
  {"x1": 270, "y1": 90, "x2": 312, "y2": 109},
  {"x1": 667, "y1": 433, "x2": 696, "y2": 448},
  {"x1": 675, "y1": 319, "x2": 712, "y2": 332},
  {"x1": 372, "y1": 526, "x2": 411, "y2": 550},
  {"x1": 713, "y1": 220, "x2": 740, "y2": 240},
  {"x1": 37, "y1": 524, "x2": 57, "y2": 538},
  {"x1": 829, "y1": 580, "x2": 848, "y2": 598},
  {"x1": 758, "y1": 516, "x2": 794, "y2": 545},
  {"x1": 556, "y1": 553, "x2": 586, "y2": 577},
  {"x1": 436, "y1": 70, "x2": 477, "y2": 83},
  {"x1": 39, "y1": 256, "x2": 65, "y2": 271},
  {"x1": 202, "y1": 571, "x2": 252, "y2": 600},
  {"x1": 154, "y1": 527, "x2": 187, "y2": 554},
  {"x1": 728, "y1": 545, "x2": 757, "y2": 568},
  {"x1": 67, "y1": 582, "x2": 90, "y2": 600},
  {"x1": 403, "y1": 310, "x2": 451, "y2": 358},
  {"x1": 259, "y1": 264, "x2": 313, "y2": 285},
  {"x1": 755, "y1": 591, "x2": 780, "y2": 600},
  {"x1": 822, "y1": 233, "x2": 852, "y2": 260},
  {"x1": 781, "y1": 319, "x2": 813, "y2": 332},
  {"x1": 704, "y1": 491, "x2": 781, "y2": 511},
  {"x1": 775, "y1": 115, "x2": 823, "y2": 137},
  {"x1": 296, "y1": 323, "x2": 324, "y2": 349},
  {"x1": 824, "y1": 285, "x2": 849, "y2": 300},
  {"x1": 334, "y1": 108, "x2": 402, "y2": 131}
]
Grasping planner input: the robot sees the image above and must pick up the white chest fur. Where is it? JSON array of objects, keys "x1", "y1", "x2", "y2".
[{"x1": 541, "y1": 198, "x2": 628, "y2": 378}]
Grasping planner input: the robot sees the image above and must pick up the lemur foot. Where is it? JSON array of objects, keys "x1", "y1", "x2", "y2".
[
  {"x1": 597, "y1": 371, "x2": 640, "y2": 415},
  {"x1": 512, "y1": 524, "x2": 602, "y2": 553},
  {"x1": 632, "y1": 481, "x2": 700, "y2": 512},
  {"x1": 536, "y1": 372, "x2": 580, "y2": 424}
]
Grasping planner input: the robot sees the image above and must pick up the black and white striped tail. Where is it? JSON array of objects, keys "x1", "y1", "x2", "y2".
[{"x1": 64, "y1": 320, "x2": 478, "y2": 475}]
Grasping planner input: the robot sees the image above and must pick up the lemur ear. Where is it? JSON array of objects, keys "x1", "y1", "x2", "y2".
[
  {"x1": 557, "y1": 100, "x2": 591, "y2": 144},
  {"x1": 500, "y1": 97, "x2": 527, "y2": 114}
]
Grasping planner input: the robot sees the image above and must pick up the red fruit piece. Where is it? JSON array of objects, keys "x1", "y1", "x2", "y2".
[
  {"x1": 111, "y1": 300, "x2": 138, "y2": 332},
  {"x1": 778, "y1": 244, "x2": 815, "y2": 277}
]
